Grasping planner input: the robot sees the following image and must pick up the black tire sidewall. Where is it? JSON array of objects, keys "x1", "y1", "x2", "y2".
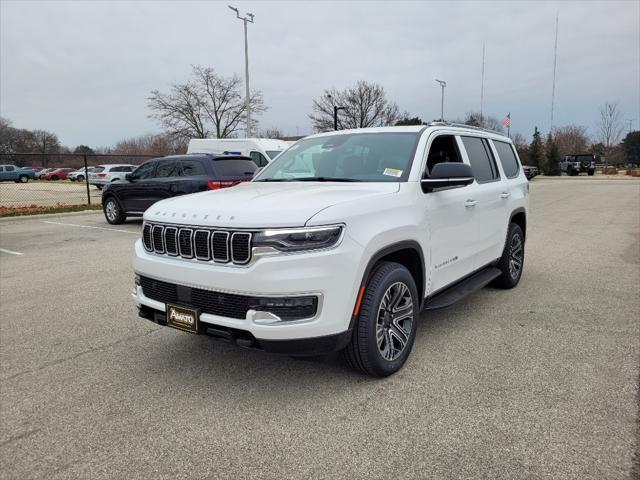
[
  {"x1": 359, "y1": 263, "x2": 419, "y2": 376},
  {"x1": 497, "y1": 223, "x2": 524, "y2": 288}
]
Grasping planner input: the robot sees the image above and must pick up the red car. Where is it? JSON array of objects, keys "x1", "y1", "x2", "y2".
[{"x1": 41, "y1": 168, "x2": 74, "y2": 180}]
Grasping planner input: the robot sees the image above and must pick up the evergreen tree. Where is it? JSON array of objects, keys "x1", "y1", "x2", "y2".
[
  {"x1": 543, "y1": 134, "x2": 561, "y2": 176},
  {"x1": 529, "y1": 127, "x2": 543, "y2": 168}
]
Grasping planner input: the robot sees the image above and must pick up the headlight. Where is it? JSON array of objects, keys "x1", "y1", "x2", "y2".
[{"x1": 253, "y1": 225, "x2": 343, "y2": 252}]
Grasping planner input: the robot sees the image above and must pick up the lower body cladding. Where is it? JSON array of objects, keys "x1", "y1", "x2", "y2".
[{"x1": 131, "y1": 237, "x2": 364, "y2": 356}]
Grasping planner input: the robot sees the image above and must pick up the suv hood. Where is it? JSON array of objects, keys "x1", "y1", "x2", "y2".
[{"x1": 144, "y1": 182, "x2": 400, "y2": 228}]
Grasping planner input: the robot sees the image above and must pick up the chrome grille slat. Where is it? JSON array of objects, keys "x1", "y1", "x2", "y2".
[{"x1": 143, "y1": 223, "x2": 252, "y2": 265}]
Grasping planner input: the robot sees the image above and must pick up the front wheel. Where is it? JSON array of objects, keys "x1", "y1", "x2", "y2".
[
  {"x1": 18, "y1": 175, "x2": 29, "y2": 183},
  {"x1": 588, "y1": 169, "x2": 595, "y2": 176},
  {"x1": 493, "y1": 223, "x2": 525, "y2": 289},
  {"x1": 103, "y1": 197, "x2": 126, "y2": 225},
  {"x1": 343, "y1": 261, "x2": 418, "y2": 377}
]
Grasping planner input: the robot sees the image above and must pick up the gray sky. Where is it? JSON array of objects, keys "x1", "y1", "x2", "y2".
[{"x1": 1, "y1": 0, "x2": 639, "y2": 148}]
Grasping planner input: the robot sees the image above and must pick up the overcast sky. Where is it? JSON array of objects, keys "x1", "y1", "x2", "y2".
[{"x1": 1, "y1": 0, "x2": 639, "y2": 148}]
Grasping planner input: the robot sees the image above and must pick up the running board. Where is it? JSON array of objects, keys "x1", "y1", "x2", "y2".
[{"x1": 423, "y1": 267, "x2": 501, "y2": 311}]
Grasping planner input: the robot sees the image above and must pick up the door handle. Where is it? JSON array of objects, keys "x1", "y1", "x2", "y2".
[
  {"x1": 500, "y1": 192, "x2": 511, "y2": 199},
  {"x1": 465, "y1": 199, "x2": 478, "y2": 208}
]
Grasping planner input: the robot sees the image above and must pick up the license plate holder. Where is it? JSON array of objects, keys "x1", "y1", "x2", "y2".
[{"x1": 166, "y1": 303, "x2": 199, "y2": 334}]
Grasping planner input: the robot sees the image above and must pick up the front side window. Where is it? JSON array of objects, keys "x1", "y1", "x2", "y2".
[
  {"x1": 132, "y1": 161, "x2": 155, "y2": 180},
  {"x1": 425, "y1": 135, "x2": 462, "y2": 175},
  {"x1": 254, "y1": 132, "x2": 420, "y2": 182},
  {"x1": 461, "y1": 136, "x2": 499, "y2": 183},
  {"x1": 250, "y1": 151, "x2": 269, "y2": 167},
  {"x1": 155, "y1": 159, "x2": 179, "y2": 178},
  {"x1": 492, "y1": 141, "x2": 520, "y2": 178}
]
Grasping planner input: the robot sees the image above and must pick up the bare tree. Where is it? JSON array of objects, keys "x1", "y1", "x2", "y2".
[
  {"x1": 259, "y1": 127, "x2": 285, "y2": 139},
  {"x1": 309, "y1": 81, "x2": 400, "y2": 132},
  {"x1": 112, "y1": 133, "x2": 187, "y2": 156},
  {"x1": 463, "y1": 111, "x2": 505, "y2": 133},
  {"x1": 148, "y1": 65, "x2": 266, "y2": 141},
  {"x1": 552, "y1": 125, "x2": 589, "y2": 158},
  {"x1": 598, "y1": 102, "x2": 624, "y2": 151}
]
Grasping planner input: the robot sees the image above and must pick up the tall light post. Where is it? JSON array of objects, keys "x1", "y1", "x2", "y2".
[
  {"x1": 435, "y1": 79, "x2": 446, "y2": 121},
  {"x1": 228, "y1": 5, "x2": 254, "y2": 138},
  {"x1": 328, "y1": 94, "x2": 345, "y2": 131}
]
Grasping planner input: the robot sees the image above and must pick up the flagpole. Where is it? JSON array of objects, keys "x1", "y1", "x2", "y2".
[{"x1": 480, "y1": 41, "x2": 485, "y2": 121}]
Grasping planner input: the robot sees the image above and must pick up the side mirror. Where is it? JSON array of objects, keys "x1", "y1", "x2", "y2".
[
  {"x1": 125, "y1": 173, "x2": 134, "y2": 181},
  {"x1": 421, "y1": 163, "x2": 474, "y2": 193}
]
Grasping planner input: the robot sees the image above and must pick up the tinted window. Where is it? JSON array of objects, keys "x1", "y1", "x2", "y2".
[
  {"x1": 93, "y1": 166, "x2": 105, "y2": 173},
  {"x1": 132, "y1": 161, "x2": 155, "y2": 180},
  {"x1": 493, "y1": 141, "x2": 520, "y2": 178},
  {"x1": 155, "y1": 159, "x2": 179, "y2": 178},
  {"x1": 181, "y1": 159, "x2": 207, "y2": 176},
  {"x1": 250, "y1": 151, "x2": 269, "y2": 167},
  {"x1": 426, "y1": 135, "x2": 462, "y2": 174},
  {"x1": 213, "y1": 159, "x2": 257, "y2": 177},
  {"x1": 462, "y1": 136, "x2": 499, "y2": 183},
  {"x1": 5, "y1": 166, "x2": 14, "y2": 172}
]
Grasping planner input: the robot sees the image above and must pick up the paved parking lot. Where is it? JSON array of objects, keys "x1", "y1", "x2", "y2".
[{"x1": 0, "y1": 178, "x2": 638, "y2": 479}]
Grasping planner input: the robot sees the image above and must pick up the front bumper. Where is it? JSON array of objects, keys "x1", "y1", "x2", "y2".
[{"x1": 131, "y1": 234, "x2": 365, "y2": 346}]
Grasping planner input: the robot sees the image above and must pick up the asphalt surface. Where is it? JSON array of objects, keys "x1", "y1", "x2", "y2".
[{"x1": 0, "y1": 177, "x2": 638, "y2": 479}]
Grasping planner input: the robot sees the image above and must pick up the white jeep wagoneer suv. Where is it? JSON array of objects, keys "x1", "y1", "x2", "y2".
[{"x1": 132, "y1": 123, "x2": 529, "y2": 376}]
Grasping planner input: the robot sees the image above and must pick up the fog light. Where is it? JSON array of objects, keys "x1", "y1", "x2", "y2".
[{"x1": 249, "y1": 296, "x2": 318, "y2": 320}]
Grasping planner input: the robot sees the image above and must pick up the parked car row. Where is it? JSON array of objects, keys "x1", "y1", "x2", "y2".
[
  {"x1": 0, "y1": 165, "x2": 37, "y2": 182},
  {"x1": 523, "y1": 165, "x2": 539, "y2": 179}
]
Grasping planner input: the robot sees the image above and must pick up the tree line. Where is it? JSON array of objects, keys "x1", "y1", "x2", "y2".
[{"x1": 2, "y1": 64, "x2": 638, "y2": 171}]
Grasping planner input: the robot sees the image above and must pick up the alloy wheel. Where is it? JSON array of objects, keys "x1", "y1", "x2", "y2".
[
  {"x1": 509, "y1": 233, "x2": 523, "y2": 279},
  {"x1": 105, "y1": 200, "x2": 118, "y2": 222},
  {"x1": 376, "y1": 281, "x2": 414, "y2": 361}
]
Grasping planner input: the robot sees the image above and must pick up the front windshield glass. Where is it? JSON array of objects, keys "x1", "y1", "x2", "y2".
[
  {"x1": 254, "y1": 132, "x2": 420, "y2": 182},
  {"x1": 265, "y1": 150, "x2": 282, "y2": 159}
]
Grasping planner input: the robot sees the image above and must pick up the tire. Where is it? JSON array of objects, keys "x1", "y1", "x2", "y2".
[
  {"x1": 588, "y1": 169, "x2": 595, "y2": 176},
  {"x1": 51, "y1": 175, "x2": 59, "y2": 181},
  {"x1": 18, "y1": 175, "x2": 28, "y2": 183},
  {"x1": 342, "y1": 261, "x2": 419, "y2": 377},
  {"x1": 493, "y1": 223, "x2": 525, "y2": 289},
  {"x1": 77, "y1": 175, "x2": 85, "y2": 182},
  {"x1": 103, "y1": 196, "x2": 126, "y2": 225}
]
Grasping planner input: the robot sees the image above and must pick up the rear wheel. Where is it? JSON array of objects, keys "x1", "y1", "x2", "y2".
[
  {"x1": 103, "y1": 196, "x2": 126, "y2": 224},
  {"x1": 343, "y1": 261, "x2": 418, "y2": 377},
  {"x1": 18, "y1": 175, "x2": 28, "y2": 183},
  {"x1": 77, "y1": 175, "x2": 85, "y2": 182},
  {"x1": 493, "y1": 223, "x2": 525, "y2": 289}
]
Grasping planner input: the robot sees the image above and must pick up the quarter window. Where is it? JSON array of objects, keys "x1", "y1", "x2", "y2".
[
  {"x1": 493, "y1": 141, "x2": 520, "y2": 178},
  {"x1": 461, "y1": 136, "x2": 499, "y2": 183},
  {"x1": 250, "y1": 151, "x2": 269, "y2": 167}
]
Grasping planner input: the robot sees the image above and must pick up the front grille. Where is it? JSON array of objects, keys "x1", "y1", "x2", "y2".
[
  {"x1": 139, "y1": 276, "x2": 317, "y2": 320},
  {"x1": 142, "y1": 222, "x2": 252, "y2": 265}
]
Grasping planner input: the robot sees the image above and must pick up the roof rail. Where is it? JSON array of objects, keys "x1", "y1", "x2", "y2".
[{"x1": 427, "y1": 121, "x2": 506, "y2": 136}]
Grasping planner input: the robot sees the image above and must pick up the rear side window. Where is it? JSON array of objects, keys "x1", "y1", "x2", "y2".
[
  {"x1": 181, "y1": 159, "x2": 207, "y2": 176},
  {"x1": 155, "y1": 159, "x2": 179, "y2": 178},
  {"x1": 213, "y1": 159, "x2": 257, "y2": 177},
  {"x1": 461, "y1": 136, "x2": 499, "y2": 183},
  {"x1": 492, "y1": 141, "x2": 520, "y2": 179},
  {"x1": 5, "y1": 166, "x2": 15, "y2": 172}
]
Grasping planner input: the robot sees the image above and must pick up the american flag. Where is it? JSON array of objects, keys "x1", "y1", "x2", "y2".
[{"x1": 501, "y1": 113, "x2": 511, "y2": 128}]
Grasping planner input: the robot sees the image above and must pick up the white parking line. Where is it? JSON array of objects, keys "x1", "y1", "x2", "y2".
[
  {"x1": 42, "y1": 221, "x2": 139, "y2": 235},
  {"x1": 0, "y1": 248, "x2": 24, "y2": 256}
]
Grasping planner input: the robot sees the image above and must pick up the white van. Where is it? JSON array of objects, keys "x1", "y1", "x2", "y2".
[{"x1": 186, "y1": 138, "x2": 293, "y2": 167}]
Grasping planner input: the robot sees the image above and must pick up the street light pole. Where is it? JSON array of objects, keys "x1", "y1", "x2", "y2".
[
  {"x1": 229, "y1": 6, "x2": 254, "y2": 138},
  {"x1": 435, "y1": 79, "x2": 446, "y2": 121},
  {"x1": 328, "y1": 94, "x2": 344, "y2": 131}
]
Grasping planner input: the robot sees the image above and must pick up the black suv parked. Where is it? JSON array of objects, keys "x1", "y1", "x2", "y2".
[
  {"x1": 101, "y1": 154, "x2": 257, "y2": 224},
  {"x1": 560, "y1": 154, "x2": 596, "y2": 176}
]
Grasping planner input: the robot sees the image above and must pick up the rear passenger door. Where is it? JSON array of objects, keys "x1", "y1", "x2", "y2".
[{"x1": 459, "y1": 136, "x2": 509, "y2": 269}]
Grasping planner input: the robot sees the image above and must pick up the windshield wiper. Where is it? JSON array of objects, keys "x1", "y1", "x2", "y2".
[{"x1": 293, "y1": 177, "x2": 359, "y2": 182}]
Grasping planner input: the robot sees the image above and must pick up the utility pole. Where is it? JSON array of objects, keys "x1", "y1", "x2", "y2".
[
  {"x1": 435, "y1": 79, "x2": 446, "y2": 121},
  {"x1": 228, "y1": 6, "x2": 254, "y2": 138},
  {"x1": 550, "y1": 12, "x2": 559, "y2": 134}
]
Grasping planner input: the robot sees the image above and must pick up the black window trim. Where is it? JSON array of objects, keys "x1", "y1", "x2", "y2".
[
  {"x1": 491, "y1": 139, "x2": 520, "y2": 180},
  {"x1": 420, "y1": 133, "x2": 465, "y2": 180},
  {"x1": 461, "y1": 135, "x2": 502, "y2": 184}
]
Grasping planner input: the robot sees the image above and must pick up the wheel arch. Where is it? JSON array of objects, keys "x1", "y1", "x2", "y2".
[
  {"x1": 509, "y1": 208, "x2": 527, "y2": 240},
  {"x1": 349, "y1": 241, "x2": 426, "y2": 329}
]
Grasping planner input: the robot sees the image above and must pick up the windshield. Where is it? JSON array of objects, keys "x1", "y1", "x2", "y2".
[
  {"x1": 254, "y1": 132, "x2": 420, "y2": 182},
  {"x1": 265, "y1": 150, "x2": 282, "y2": 160}
]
